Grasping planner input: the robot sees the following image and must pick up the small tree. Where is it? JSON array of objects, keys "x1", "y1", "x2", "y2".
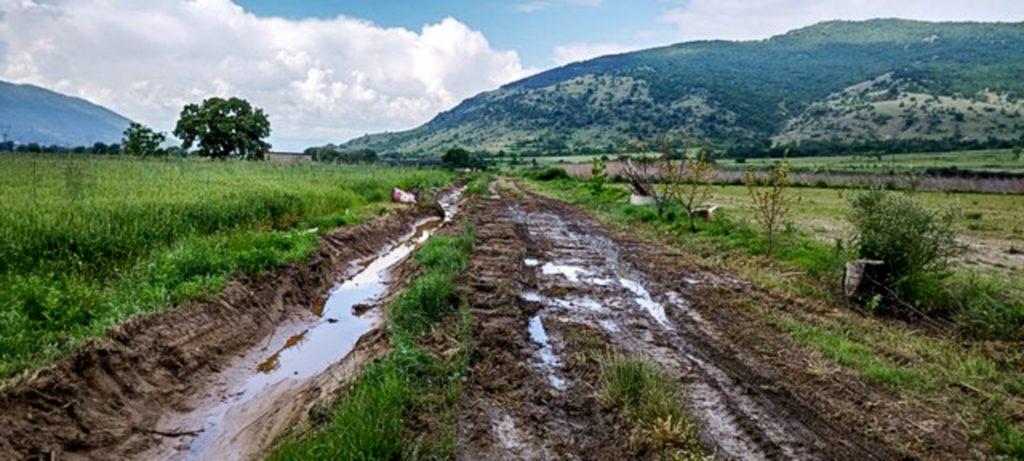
[
  {"x1": 587, "y1": 156, "x2": 606, "y2": 195},
  {"x1": 746, "y1": 160, "x2": 794, "y2": 256},
  {"x1": 664, "y1": 146, "x2": 715, "y2": 233},
  {"x1": 121, "y1": 122, "x2": 166, "y2": 157},
  {"x1": 441, "y1": 147, "x2": 472, "y2": 169},
  {"x1": 173, "y1": 97, "x2": 271, "y2": 160}
]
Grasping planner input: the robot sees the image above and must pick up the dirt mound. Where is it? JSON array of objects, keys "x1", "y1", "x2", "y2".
[{"x1": 0, "y1": 204, "x2": 442, "y2": 460}]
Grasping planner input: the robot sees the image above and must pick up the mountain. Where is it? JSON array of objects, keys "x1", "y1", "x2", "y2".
[
  {"x1": 342, "y1": 19, "x2": 1024, "y2": 156},
  {"x1": 0, "y1": 81, "x2": 132, "y2": 147}
]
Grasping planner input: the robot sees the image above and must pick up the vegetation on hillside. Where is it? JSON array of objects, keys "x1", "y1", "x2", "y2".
[
  {"x1": 342, "y1": 20, "x2": 1024, "y2": 158},
  {"x1": 0, "y1": 80, "x2": 131, "y2": 147}
]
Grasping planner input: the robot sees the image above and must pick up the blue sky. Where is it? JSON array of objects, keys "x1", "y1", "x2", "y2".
[{"x1": 3, "y1": 0, "x2": 1024, "y2": 149}]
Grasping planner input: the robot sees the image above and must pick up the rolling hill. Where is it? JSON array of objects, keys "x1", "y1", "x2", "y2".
[
  {"x1": 341, "y1": 19, "x2": 1024, "y2": 157},
  {"x1": 0, "y1": 81, "x2": 132, "y2": 147}
]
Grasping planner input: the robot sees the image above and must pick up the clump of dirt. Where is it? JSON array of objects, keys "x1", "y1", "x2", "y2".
[{"x1": 0, "y1": 203, "x2": 443, "y2": 460}]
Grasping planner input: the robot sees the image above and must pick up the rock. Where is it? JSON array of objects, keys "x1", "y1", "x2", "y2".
[
  {"x1": 630, "y1": 193, "x2": 656, "y2": 206},
  {"x1": 844, "y1": 259, "x2": 885, "y2": 299},
  {"x1": 391, "y1": 187, "x2": 417, "y2": 204}
]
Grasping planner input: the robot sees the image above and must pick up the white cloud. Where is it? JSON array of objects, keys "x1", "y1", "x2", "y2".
[
  {"x1": 659, "y1": 0, "x2": 1024, "y2": 42},
  {"x1": 0, "y1": 0, "x2": 536, "y2": 149},
  {"x1": 552, "y1": 42, "x2": 644, "y2": 65}
]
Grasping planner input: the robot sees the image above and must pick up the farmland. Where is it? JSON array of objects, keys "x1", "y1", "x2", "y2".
[{"x1": 0, "y1": 154, "x2": 452, "y2": 378}]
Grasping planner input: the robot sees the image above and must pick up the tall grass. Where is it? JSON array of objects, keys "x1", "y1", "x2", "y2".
[
  {"x1": 0, "y1": 154, "x2": 452, "y2": 379},
  {"x1": 270, "y1": 229, "x2": 475, "y2": 460}
]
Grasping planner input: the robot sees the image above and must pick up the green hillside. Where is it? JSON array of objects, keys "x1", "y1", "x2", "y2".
[
  {"x1": 0, "y1": 81, "x2": 132, "y2": 147},
  {"x1": 341, "y1": 19, "x2": 1024, "y2": 157}
]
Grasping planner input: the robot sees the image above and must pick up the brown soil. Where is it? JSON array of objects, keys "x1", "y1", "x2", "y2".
[
  {"x1": 455, "y1": 195, "x2": 634, "y2": 461},
  {"x1": 454, "y1": 183, "x2": 971, "y2": 460},
  {"x1": 0, "y1": 204, "x2": 442, "y2": 461}
]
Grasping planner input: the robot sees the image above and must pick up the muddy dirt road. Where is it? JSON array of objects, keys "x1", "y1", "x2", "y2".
[
  {"x1": 1, "y1": 181, "x2": 969, "y2": 460},
  {"x1": 454, "y1": 182, "x2": 961, "y2": 460}
]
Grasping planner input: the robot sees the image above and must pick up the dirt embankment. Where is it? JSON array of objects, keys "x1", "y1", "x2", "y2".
[
  {"x1": 455, "y1": 183, "x2": 970, "y2": 460},
  {"x1": 0, "y1": 204, "x2": 442, "y2": 460}
]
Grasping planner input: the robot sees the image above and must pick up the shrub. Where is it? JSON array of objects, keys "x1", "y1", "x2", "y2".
[
  {"x1": 848, "y1": 190, "x2": 961, "y2": 312},
  {"x1": 530, "y1": 167, "x2": 570, "y2": 181}
]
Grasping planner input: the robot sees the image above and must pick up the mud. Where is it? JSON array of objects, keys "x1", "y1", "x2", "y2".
[
  {"x1": 0, "y1": 199, "x2": 448, "y2": 460},
  {"x1": 455, "y1": 183, "x2": 964, "y2": 460}
]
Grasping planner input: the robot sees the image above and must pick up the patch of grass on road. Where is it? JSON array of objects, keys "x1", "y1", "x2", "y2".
[
  {"x1": 269, "y1": 228, "x2": 475, "y2": 460},
  {"x1": 601, "y1": 355, "x2": 708, "y2": 460}
]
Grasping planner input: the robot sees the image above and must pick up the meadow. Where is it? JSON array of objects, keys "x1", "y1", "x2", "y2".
[
  {"x1": 0, "y1": 154, "x2": 452, "y2": 379},
  {"x1": 502, "y1": 148, "x2": 1024, "y2": 173}
]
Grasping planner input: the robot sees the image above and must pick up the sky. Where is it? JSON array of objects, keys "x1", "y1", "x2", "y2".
[{"x1": 2, "y1": 0, "x2": 1024, "y2": 150}]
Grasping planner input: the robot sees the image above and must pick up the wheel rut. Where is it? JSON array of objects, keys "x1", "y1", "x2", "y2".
[{"x1": 455, "y1": 184, "x2": 908, "y2": 460}]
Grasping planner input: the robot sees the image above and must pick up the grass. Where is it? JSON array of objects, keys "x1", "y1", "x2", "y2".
[
  {"x1": 716, "y1": 148, "x2": 1024, "y2": 173},
  {"x1": 0, "y1": 154, "x2": 453, "y2": 379},
  {"x1": 525, "y1": 175, "x2": 1024, "y2": 457},
  {"x1": 601, "y1": 355, "x2": 708, "y2": 460},
  {"x1": 269, "y1": 228, "x2": 475, "y2": 460},
  {"x1": 707, "y1": 184, "x2": 1024, "y2": 246}
]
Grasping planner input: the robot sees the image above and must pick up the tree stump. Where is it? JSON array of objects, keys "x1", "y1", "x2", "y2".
[{"x1": 844, "y1": 259, "x2": 885, "y2": 299}]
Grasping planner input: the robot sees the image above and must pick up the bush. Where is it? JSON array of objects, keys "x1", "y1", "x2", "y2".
[
  {"x1": 530, "y1": 167, "x2": 570, "y2": 181},
  {"x1": 848, "y1": 190, "x2": 961, "y2": 313}
]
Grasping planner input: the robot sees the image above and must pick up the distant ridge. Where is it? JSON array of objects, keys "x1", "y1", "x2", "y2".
[
  {"x1": 341, "y1": 19, "x2": 1024, "y2": 156},
  {"x1": 0, "y1": 80, "x2": 132, "y2": 147}
]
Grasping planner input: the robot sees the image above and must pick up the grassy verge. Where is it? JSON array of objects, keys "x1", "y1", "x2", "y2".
[
  {"x1": 602, "y1": 355, "x2": 708, "y2": 460},
  {"x1": 269, "y1": 228, "x2": 475, "y2": 460},
  {"x1": 525, "y1": 176, "x2": 1024, "y2": 457},
  {"x1": 0, "y1": 154, "x2": 453, "y2": 379}
]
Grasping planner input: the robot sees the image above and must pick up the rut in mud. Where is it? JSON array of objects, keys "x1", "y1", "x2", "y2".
[
  {"x1": 0, "y1": 189, "x2": 465, "y2": 461},
  {"x1": 455, "y1": 183, "x2": 956, "y2": 460}
]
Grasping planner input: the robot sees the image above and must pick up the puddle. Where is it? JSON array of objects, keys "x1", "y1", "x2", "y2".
[
  {"x1": 521, "y1": 291, "x2": 543, "y2": 303},
  {"x1": 524, "y1": 258, "x2": 541, "y2": 267},
  {"x1": 527, "y1": 315, "x2": 566, "y2": 390},
  {"x1": 619, "y1": 278, "x2": 671, "y2": 327},
  {"x1": 552, "y1": 296, "x2": 605, "y2": 313},
  {"x1": 180, "y1": 187, "x2": 465, "y2": 459},
  {"x1": 540, "y1": 262, "x2": 589, "y2": 283}
]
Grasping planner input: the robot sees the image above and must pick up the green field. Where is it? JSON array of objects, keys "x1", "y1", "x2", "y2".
[
  {"x1": 0, "y1": 154, "x2": 452, "y2": 379},
  {"x1": 717, "y1": 149, "x2": 1024, "y2": 173},
  {"x1": 708, "y1": 185, "x2": 1024, "y2": 249}
]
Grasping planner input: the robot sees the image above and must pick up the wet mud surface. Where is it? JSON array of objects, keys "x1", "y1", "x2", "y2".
[
  {"x1": 455, "y1": 182, "x2": 959, "y2": 460},
  {"x1": 0, "y1": 198, "x2": 452, "y2": 460}
]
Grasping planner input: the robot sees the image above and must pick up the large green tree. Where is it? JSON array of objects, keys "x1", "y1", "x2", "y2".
[
  {"x1": 174, "y1": 97, "x2": 271, "y2": 160},
  {"x1": 121, "y1": 122, "x2": 166, "y2": 157}
]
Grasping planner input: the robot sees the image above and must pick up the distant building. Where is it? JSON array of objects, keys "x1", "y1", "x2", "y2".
[{"x1": 265, "y1": 151, "x2": 312, "y2": 164}]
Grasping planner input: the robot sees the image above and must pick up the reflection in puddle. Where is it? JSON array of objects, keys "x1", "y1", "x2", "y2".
[
  {"x1": 619, "y1": 278, "x2": 671, "y2": 327},
  {"x1": 541, "y1": 262, "x2": 589, "y2": 283},
  {"x1": 521, "y1": 291, "x2": 543, "y2": 303},
  {"x1": 524, "y1": 258, "x2": 541, "y2": 267},
  {"x1": 186, "y1": 214, "x2": 451, "y2": 457},
  {"x1": 527, "y1": 315, "x2": 566, "y2": 390},
  {"x1": 552, "y1": 297, "x2": 604, "y2": 313}
]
